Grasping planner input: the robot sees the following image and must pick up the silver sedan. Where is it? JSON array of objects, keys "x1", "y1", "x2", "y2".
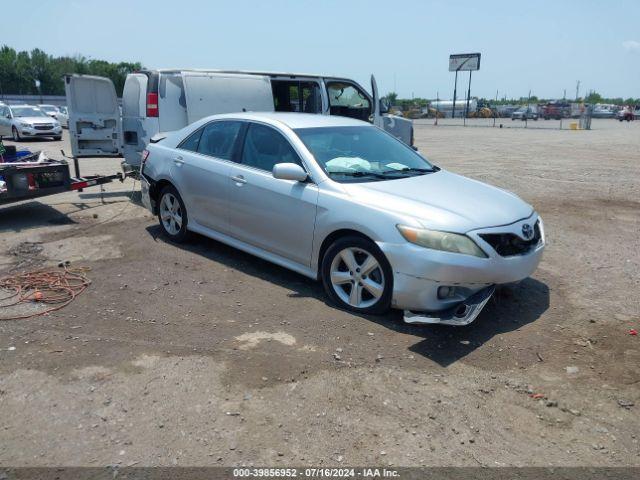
[{"x1": 141, "y1": 113, "x2": 544, "y2": 325}]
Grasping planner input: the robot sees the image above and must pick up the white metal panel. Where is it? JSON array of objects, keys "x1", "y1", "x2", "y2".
[
  {"x1": 64, "y1": 75, "x2": 121, "y2": 157},
  {"x1": 182, "y1": 72, "x2": 274, "y2": 125}
]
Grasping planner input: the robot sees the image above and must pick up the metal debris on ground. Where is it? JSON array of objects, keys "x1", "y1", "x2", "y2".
[{"x1": 0, "y1": 265, "x2": 91, "y2": 320}]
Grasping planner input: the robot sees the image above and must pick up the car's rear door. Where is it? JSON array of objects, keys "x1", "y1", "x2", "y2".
[
  {"x1": 64, "y1": 74, "x2": 122, "y2": 157},
  {"x1": 226, "y1": 122, "x2": 318, "y2": 267},
  {"x1": 171, "y1": 120, "x2": 243, "y2": 233}
]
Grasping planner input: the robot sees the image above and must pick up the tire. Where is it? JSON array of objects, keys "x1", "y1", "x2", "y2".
[
  {"x1": 321, "y1": 235, "x2": 393, "y2": 315},
  {"x1": 11, "y1": 127, "x2": 21, "y2": 142},
  {"x1": 53, "y1": 136, "x2": 62, "y2": 141},
  {"x1": 157, "y1": 185, "x2": 189, "y2": 242}
]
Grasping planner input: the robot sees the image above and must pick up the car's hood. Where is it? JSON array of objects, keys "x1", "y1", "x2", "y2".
[
  {"x1": 341, "y1": 170, "x2": 533, "y2": 232},
  {"x1": 15, "y1": 117, "x2": 54, "y2": 124}
]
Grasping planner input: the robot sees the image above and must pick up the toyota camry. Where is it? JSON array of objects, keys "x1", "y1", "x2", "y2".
[{"x1": 140, "y1": 113, "x2": 544, "y2": 325}]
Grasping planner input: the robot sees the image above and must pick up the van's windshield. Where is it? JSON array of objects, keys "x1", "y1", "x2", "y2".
[{"x1": 295, "y1": 126, "x2": 436, "y2": 183}]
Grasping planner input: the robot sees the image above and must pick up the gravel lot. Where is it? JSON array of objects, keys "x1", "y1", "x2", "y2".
[{"x1": 0, "y1": 119, "x2": 638, "y2": 467}]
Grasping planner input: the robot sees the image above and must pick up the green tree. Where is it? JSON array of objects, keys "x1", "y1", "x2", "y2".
[
  {"x1": 0, "y1": 45, "x2": 142, "y2": 96},
  {"x1": 585, "y1": 91, "x2": 603, "y2": 104},
  {"x1": 384, "y1": 92, "x2": 398, "y2": 104}
]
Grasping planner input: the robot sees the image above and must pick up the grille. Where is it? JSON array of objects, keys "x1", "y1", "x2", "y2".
[
  {"x1": 480, "y1": 221, "x2": 541, "y2": 257},
  {"x1": 34, "y1": 124, "x2": 54, "y2": 130}
]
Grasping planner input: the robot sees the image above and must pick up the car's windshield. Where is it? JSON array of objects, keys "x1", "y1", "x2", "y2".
[
  {"x1": 40, "y1": 106, "x2": 57, "y2": 113},
  {"x1": 12, "y1": 107, "x2": 48, "y2": 118},
  {"x1": 295, "y1": 126, "x2": 436, "y2": 183}
]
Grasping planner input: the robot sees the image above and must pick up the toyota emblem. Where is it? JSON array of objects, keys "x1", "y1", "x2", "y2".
[{"x1": 522, "y1": 224, "x2": 534, "y2": 240}]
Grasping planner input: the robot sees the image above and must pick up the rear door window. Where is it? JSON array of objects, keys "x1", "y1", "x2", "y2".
[
  {"x1": 196, "y1": 121, "x2": 242, "y2": 160},
  {"x1": 178, "y1": 127, "x2": 204, "y2": 152},
  {"x1": 272, "y1": 81, "x2": 322, "y2": 113},
  {"x1": 240, "y1": 123, "x2": 301, "y2": 172}
]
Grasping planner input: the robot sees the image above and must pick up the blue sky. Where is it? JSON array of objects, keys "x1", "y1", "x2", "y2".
[{"x1": 4, "y1": 0, "x2": 640, "y2": 99}]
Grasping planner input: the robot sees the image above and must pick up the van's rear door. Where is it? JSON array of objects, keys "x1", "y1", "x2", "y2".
[
  {"x1": 65, "y1": 74, "x2": 121, "y2": 157},
  {"x1": 182, "y1": 72, "x2": 274, "y2": 124}
]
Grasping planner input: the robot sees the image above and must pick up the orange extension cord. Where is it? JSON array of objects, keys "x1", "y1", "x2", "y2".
[{"x1": 0, "y1": 266, "x2": 91, "y2": 320}]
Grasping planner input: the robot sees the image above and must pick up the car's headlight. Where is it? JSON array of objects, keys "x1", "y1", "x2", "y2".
[
  {"x1": 18, "y1": 121, "x2": 31, "y2": 127},
  {"x1": 397, "y1": 225, "x2": 487, "y2": 257},
  {"x1": 53, "y1": 122, "x2": 60, "y2": 127}
]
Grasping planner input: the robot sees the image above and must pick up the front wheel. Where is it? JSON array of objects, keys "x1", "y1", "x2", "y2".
[
  {"x1": 321, "y1": 236, "x2": 393, "y2": 315},
  {"x1": 11, "y1": 127, "x2": 21, "y2": 142},
  {"x1": 158, "y1": 185, "x2": 189, "y2": 242},
  {"x1": 53, "y1": 136, "x2": 62, "y2": 141}
]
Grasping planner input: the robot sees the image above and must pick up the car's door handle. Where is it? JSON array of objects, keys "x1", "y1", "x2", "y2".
[
  {"x1": 231, "y1": 175, "x2": 247, "y2": 185},
  {"x1": 173, "y1": 156, "x2": 184, "y2": 166}
]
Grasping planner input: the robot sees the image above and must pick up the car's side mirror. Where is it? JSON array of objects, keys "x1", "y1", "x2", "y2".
[
  {"x1": 5, "y1": 115, "x2": 10, "y2": 119},
  {"x1": 272, "y1": 163, "x2": 308, "y2": 182},
  {"x1": 379, "y1": 99, "x2": 390, "y2": 114}
]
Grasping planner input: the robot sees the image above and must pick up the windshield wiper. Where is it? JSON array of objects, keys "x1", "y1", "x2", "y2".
[
  {"x1": 331, "y1": 171, "x2": 391, "y2": 179},
  {"x1": 381, "y1": 167, "x2": 439, "y2": 176}
]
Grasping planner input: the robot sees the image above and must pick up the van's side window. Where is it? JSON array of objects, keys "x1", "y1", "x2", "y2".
[
  {"x1": 272, "y1": 81, "x2": 322, "y2": 114},
  {"x1": 178, "y1": 127, "x2": 203, "y2": 152},
  {"x1": 241, "y1": 123, "x2": 302, "y2": 172},
  {"x1": 197, "y1": 121, "x2": 242, "y2": 160},
  {"x1": 326, "y1": 82, "x2": 371, "y2": 122}
]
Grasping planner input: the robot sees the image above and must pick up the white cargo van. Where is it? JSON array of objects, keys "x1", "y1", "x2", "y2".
[{"x1": 65, "y1": 70, "x2": 413, "y2": 170}]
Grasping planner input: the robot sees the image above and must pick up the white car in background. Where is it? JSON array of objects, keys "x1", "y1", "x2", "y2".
[
  {"x1": 0, "y1": 104, "x2": 62, "y2": 141},
  {"x1": 38, "y1": 104, "x2": 69, "y2": 128},
  {"x1": 57, "y1": 106, "x2": 69, "y2": 128}
]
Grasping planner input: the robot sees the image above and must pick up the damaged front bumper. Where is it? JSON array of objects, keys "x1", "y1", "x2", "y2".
[{"x1": 403, "y1": 285, "x2": 496, "y2": 326}]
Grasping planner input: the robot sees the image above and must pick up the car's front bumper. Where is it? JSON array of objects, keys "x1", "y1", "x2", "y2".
[
  {"x1": 378, "y1": 213, "x2": 544, "y2": 324},
  {"x1": 19, "y1": 126, "x2": 62, "y2": 137},
  {"x1": 404, "y1": 285, "x2": 495, "y2": 326}
]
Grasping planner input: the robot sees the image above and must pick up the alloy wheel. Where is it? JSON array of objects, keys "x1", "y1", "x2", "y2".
[
  {"x1": 329, "y1": 247, "x2": 385, "y2": 309},
  {"x1": 160, "y1": 193, "x2": 183, "y2": 236}
]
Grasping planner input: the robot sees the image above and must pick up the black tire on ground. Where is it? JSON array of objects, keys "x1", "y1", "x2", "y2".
[
  {"x1": 321, "y1": 235, "x2": 393, "y2": 315},
  {"x1": 157, "y1": 185, "x2": 190, "y2": 243},
  {"x1": 11, "y1": 127, "x2": 21, "y2": 142},
  {"x1": 53, "y1": 136, "x2": 62, "y2": 141}
]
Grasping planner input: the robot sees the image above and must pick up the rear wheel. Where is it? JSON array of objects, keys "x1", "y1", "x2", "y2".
[
  {"x1": 321, "y1": 236, "x2": 392, "y2": 315},
  {"x1": 158, "y1": 185, "x2": 189, "y2": 242},
  {"x1": 11, "y1": 127, "x2": 21, "y2": 142}
]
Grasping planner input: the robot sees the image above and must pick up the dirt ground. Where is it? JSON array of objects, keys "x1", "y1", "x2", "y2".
[{"x1": 0, "y1": 119, "x2": 638, "y2": 468}]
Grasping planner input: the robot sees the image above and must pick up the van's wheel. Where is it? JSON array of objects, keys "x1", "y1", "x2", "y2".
[
  {"x1": 11, "y1": 127, "x2": 21, "y2": 142},
  {"x1": 158, "y1": 185, "x2": 189, "y2": 242},
  {"x1": 321, "y1": 236, "x2": 392, "y2": 315}
]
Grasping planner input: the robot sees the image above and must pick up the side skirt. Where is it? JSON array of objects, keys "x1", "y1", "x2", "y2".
[{"x1": 187, "y1": 221, "x2": 318, "y2": 281}]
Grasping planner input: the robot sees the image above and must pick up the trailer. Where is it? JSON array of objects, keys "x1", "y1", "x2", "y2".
[{"x1": 0, "y1": 150, "x2": 127, "y2": 206}]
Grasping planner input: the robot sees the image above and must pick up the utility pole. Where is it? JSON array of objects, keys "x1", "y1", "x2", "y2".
[
  {"x1": 493, "y1": 89, "x2": 498, "y2": 127},
  {"x1": 575, "y1": 80, "x2": 580, "y2": 101},
  {"x1": 464, "y1": 70, "x2": 473, "y2": 120},
  {"x1": 452, "y1": 69, "x2": 459, "y2": 119}
]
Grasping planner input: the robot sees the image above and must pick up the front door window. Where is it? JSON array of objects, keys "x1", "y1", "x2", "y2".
[{"x1": 326, "y1": 81, "x2": 371, "y2": 122}]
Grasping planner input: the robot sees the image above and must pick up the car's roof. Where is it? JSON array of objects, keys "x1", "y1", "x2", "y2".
[{"x1": 201, "y1": 112, "x2": 371, "y2": 129}]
